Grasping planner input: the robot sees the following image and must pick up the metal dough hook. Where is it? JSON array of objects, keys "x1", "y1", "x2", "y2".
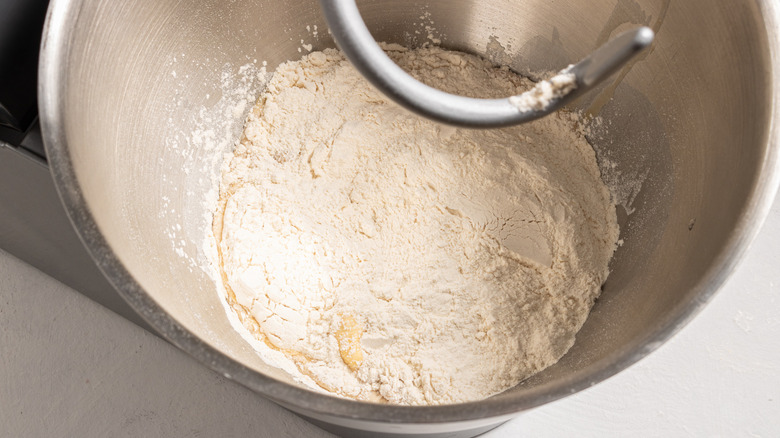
[{"x1": 320, "y1": 0, "x2": 654, "y2": 128}]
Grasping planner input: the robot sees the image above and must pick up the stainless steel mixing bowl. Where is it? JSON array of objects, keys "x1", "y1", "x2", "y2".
[{"x1": 39, "y1": 0, "x2": 780, "y2": 436}]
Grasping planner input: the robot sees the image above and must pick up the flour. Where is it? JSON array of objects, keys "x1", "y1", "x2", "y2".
[
  {"x1": 508, "y1": 68, "x2": 577, "y2": 112},
  {"x1": 210, "y1": 45, "x2": 619, "y2": 405}
]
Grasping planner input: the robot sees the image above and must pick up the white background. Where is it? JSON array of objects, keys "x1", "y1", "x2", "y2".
[{"x1": 1, "y1": 194, "x2": 778, "y2": 437}]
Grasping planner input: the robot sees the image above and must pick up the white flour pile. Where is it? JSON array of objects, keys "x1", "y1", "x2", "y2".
[{"x1": 210, "y1": 44, "x2": 619, "y2": 405}]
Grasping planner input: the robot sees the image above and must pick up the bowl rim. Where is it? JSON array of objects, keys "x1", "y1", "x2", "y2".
[{"x1": 38, "y1": 0, "x2": 780, "y2": 425}]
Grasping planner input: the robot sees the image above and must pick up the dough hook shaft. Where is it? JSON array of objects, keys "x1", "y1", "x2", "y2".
[{"x1": 320, "y1": 0, "x2": 654, "y2": 128}]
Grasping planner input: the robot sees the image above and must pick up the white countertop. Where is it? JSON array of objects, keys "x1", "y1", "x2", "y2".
[{"x1": 1, "y1": 194, "x2": 778, "y2": 437}]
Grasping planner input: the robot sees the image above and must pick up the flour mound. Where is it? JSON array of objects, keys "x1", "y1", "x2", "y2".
[{"x1": 211, "y1": 45, "x2": 619, "y2": 405}]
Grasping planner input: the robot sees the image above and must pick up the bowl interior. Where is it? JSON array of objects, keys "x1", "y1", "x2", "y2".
[{"x1": 43, "y1": 0, "x2": 776, "y2": 420}]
